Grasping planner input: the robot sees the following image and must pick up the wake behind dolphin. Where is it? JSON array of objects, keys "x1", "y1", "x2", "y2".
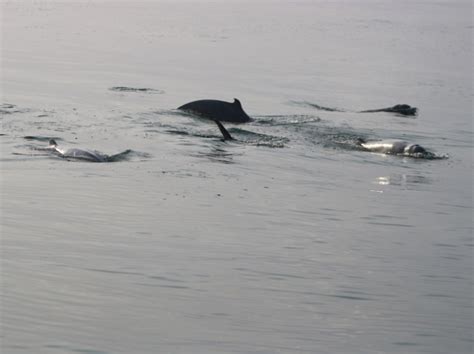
[
  {"x1": 178, "y1": 98, "x2": 252, "y2": 123},
  {"x1": 209, "y1": 120, "x2": 287, "y2": 147}
]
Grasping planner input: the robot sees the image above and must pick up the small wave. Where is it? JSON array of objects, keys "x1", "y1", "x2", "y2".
[
  {"x1": 24, "y1": 135, "x2": 62, "y2": 142},
  {"x1": 253, "y1": 115, "x2": 321, "y2": 126},
  {"x1": 194, "y1": 147, "x2": 236, "y2": 164},
  {"x1": 297, "y1": 124, "x2": 364, "y2": 150},
  {"x1": 107, "y1": 149, "x2": 150, "y2": 162},
  {"x1": 163, "y1": 129, "x2": 190, "y2": 136},
  {"x1": 409, "y1": 152, "x2": 449, "y2": 160},
  {"x1": 160, "y1": 123, "x2": 288, "y2": 148},
  {"x1": 226, "y1": 127, "x2": 289, "y2": 148},
  {"x1": 109, "y1": 86, "x2": 165, "y2": 94},
  {"x1": 374, "y1": 174, "x2": 432, "y2": 187},
  {"x1": 154, "y1": 109, "x2": 193, "y2": 117},
  {"x1": 292, "y1": 101, "x2": 344, "y2": 112},
  {"x1": 1, "y1": 103, "x2": 29, "y2": 115}
]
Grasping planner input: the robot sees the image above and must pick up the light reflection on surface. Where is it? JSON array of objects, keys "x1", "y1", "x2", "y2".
[{"x1": 374, "y1": 174, "x2": 431, "y2": 188}]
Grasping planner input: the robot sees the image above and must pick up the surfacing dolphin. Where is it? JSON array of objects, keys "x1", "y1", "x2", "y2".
[
  {"x1": 357, "y1": 138, "x2": 427, "y2": 157},
  {"x1": 178, "y1": 98, "x2": 252, "y2": 123},
  {"x1": 359, "y1": 104, "x2": 417, "y2": 116},
  {"x1": 47, "y1": 139, "x2": 130, "y2": 162},
  {"x1": 302, "y1": 102, "x2": 417, "y2": 116}
]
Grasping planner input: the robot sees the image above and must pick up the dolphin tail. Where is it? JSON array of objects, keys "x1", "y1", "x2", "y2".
[{"x1": 213, "y1": 120, "x2": 234, "y2": 141}]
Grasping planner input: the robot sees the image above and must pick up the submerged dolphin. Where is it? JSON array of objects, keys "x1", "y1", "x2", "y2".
[
  {"x1": 359, "y1": 104, "x2": 417, "y2": 116},
  {"x1": 357, "y1": 138, "x2": 426, "y2": 156},
  {"x1": 48, "y1": 139, "x2": 112, "y2": 162},
  {"x1": 178, "y1": 98, "x2": 252, "y2": 123}
]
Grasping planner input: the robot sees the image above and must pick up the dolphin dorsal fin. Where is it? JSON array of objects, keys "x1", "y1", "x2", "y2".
[
  {"x1": 233, "y1": 98, "x2": 242, "y2": 109},
  {"x1": 49, "y1": 139, "x2": 58, "y2": 147}
]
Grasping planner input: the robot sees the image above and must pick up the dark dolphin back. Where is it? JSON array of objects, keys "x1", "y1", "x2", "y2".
[
  {"x1": 391, "y1": 104, "x2": 417, "y2": 116},
  {"x1": 360, "y1": 104, "x2": 417, "y2": 116},
  {"x1": 390, "y1": 141, "x2": 409, "y2": 154},
  {"x1": 406, "y1": 144, "x2": 426, "y2": 154},
  {"x1": 178, "y1": 98, "x2": 251, "y2": 123}
]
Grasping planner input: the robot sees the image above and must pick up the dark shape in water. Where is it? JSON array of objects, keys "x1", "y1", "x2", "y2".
[
  {"x1": 1, "y1": 103, "x2": 15, "y2": 109},
  {"x1": 213, "y1": 120, "x2": 234, "y2": 141},
  {"x1": 356, "y1": 138, "x2": 427, "y2": 156},
  {"x1": 178, "y1": 98, "x2": 252, "y2": 123},
  {"x1": 359, "y1": 104, "x2": 417, "y2": 116},
  {"x1": 304, "y1": 102, "x2": 344, "y2": 112},
  {"x1": 301, "y1": 101, "x2": 417, "y2": 116},
  {"x1": 1, "y1": 103, "x2": 22, "y2": 114},
  {"x1": 109, "y1": 86, "x2": 164, "y2": 94},
  {"x1": 47, "y1": 139, "x2": 131, "y2": 162},
  {"x1": 24, "y1": 135, "x2": 61, "y2": 142},
  {"x1": 211, "y1": 120, "x2": 288, "y2": 148}
]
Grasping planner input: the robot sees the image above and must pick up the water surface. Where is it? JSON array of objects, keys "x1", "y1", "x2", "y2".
[{"x1": 1, "y1": 1, "x2": 472, "y2": 353}]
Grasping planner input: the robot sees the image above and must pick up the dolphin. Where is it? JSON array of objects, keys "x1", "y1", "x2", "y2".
[
  {"x1": 48, "y1": 139, "x2": 110, "y2": 162},
  {"x1": 213, "y1": 121, "x2": 429, "y2": 157},
  {"x1": 357, "y1": 138, "x2": 427, "y2": 156},
  {"x1": 303, "y1": 102, "x2": 417, "y2": 116},
  {"x1": 359, "y1": 104, "x2": 417, "y2": 116},
  {"x1": 213, "y1": 120, "x2": 234, "y2": 141},
  {"x1": 178, "y1": 98, "x2": 252, "y2": 123}
]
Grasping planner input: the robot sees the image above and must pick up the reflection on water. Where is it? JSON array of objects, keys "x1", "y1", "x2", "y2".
[
  {"x1": 374, "y1": 173, "x2": 431, "y2": 188},
  {"x1": 194, "y1": 146, "x2": 239, "y2": 164}
]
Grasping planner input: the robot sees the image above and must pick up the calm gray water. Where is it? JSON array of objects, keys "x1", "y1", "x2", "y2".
[{"x1": 1, "y1": 1, "x2": 473, "y2": 353}]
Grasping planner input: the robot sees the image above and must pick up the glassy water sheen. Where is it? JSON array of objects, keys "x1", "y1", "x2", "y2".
[{"x1": 1, "y1": 1, "x2": 472, "y2": 354}]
